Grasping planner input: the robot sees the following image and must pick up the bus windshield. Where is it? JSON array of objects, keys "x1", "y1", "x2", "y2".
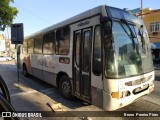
[{"x1": 105, "y1": 8, "x2": 154, "y2": 78}]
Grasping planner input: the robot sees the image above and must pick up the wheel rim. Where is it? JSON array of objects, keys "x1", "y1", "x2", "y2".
[{"x1": 62, "y1": 81, "x2": 71, "y2": 95}]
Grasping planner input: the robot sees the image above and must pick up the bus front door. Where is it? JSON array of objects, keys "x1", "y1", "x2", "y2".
[{"x1": 73, "y1": 28, "x2": 92, "y2": 101}]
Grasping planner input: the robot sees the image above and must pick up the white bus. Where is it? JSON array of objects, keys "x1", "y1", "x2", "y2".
[{"x1": 20, "y1": 5, "x2": 154, "y2": 111}]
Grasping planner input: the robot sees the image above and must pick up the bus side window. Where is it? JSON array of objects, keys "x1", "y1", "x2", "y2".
[
  {"x1": 23, "y1": 40, "x2": 28, "y2": 54},
  {"x1": 43, "y1": 31, "x2": 55, "y2": 54},
  {"x1": 56, "y1": 26, "x2": 70, "y2": 55},
  {"x1": 34, "y1": 35, "x2": 43, "y2": 54},
  {"x1": 27, "y1": 39, "x2": 34, "y2": 54},
  {"x1": 93, "y1": 25, "x2": 102, "y2": 76}
]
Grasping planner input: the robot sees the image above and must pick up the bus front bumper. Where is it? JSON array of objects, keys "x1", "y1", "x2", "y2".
[{"x1": 103, "y1": 83, "x2": 154, "y2": 111}]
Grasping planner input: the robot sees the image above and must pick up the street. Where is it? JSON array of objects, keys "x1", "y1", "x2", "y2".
[{"x1": 0, "y1": 60, "x2": 160, "y2": 120}]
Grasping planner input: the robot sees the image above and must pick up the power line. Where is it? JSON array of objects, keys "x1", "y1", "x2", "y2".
[{"x1": 14, "y1": 2, "x2": 52, "y2": 24}]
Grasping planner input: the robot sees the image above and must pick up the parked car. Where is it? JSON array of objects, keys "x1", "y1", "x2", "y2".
[{"x1": 0, "y1": 56, "x2": 12, "y2": 61}]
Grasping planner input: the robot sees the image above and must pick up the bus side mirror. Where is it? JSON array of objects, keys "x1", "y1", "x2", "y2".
[{"x1": 101, "y1": 19, "x2": 112, "y2": 50}]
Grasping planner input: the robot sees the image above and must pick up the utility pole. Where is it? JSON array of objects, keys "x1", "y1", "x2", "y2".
[{"x1": 141, "y1": 0, "x2": 143, "y2": 19}]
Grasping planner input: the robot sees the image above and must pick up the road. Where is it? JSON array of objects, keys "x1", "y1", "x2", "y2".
[{"x1": 0, "y1": 60, "x2": 160, "y2": 120}]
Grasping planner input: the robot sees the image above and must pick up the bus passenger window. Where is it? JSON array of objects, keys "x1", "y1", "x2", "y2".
[
  {"x1": 23, "y1": 40, "x2": 28, "y2": 54},
  {"x1": 27, "y1": 39, "x2": 34, "y2": 54},
  {"x1": 34, "y1": 35, "x2": 43, "y2": 54},
  {"x1": 56, "y1": 26, "x2": 70, "y2": 55},
  {"x1": 93, "y1": 25, "x2": 102, "y2": 75},
  {"x1": 43, "y1": 31, "x2": 55, "y2": 54}
]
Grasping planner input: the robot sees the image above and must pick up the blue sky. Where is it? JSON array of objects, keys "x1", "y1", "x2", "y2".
[{"x1": 1, "y1": 0, "x2": 160, "y2": 37}]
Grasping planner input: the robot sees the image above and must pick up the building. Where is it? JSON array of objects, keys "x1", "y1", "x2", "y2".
[
  {"x1": 141, "y1": 9, "x2": 160, "y2": 60},
  {"x1": 131, "y1": 8, "x2": 160, "y2": 61},
  {"x1": 0, "y1": 34, "x2": 15, "y2": 58}
]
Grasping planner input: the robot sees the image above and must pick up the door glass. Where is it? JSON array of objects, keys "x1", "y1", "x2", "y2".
[
  {"x1": 75, "y1": 33, "x2": 81, "y2": 67},
  {"x1": 75, "y1": 32, "x2": 81, "y2": 92},
  {"x1": 93, "y1": 25, "x2": 102, "y2": 75},
  {"x1": 82, "y1": 75, "x2": 90, "y2": 96},
  {"x1": 83, "y1": 31, "x2": 90, "y2": 72}
]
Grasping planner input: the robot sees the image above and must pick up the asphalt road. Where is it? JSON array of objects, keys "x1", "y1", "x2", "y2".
[{"x1": 0, "y1": 60, "x2": 160, "y2": 120}]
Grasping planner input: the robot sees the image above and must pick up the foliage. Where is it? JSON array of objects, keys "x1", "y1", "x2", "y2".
[{"x1": 0, "y1": 0, "x2": 18, "y2": 31}]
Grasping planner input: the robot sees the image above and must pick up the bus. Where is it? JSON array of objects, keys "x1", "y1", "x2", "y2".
[{"x1": 19, "y1": 5, "x2": 154, "y2": 111}]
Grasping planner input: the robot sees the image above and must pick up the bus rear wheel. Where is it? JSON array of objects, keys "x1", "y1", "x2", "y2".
[
  {"x1": 23, "y1": 64, "x2": 28, "y2": 77},
  {"x1": 59, "y1": 75, "x2": 74, "y2": 100}
]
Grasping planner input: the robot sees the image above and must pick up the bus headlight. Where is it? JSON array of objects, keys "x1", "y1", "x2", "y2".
[{"x1": 111, "y1": 91, "x2": 130, "y2": 98}]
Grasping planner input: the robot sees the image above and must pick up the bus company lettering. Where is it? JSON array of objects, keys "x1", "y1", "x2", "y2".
[
  {"x1": 37, "y1": 59, "x2": 55, "y2": 68},
  {"x1": 31, "y1": 56, "x2": 55, "y2": 68},
  {"x1": 78, "y1": 20, "x2": 90, "y2": 27}
]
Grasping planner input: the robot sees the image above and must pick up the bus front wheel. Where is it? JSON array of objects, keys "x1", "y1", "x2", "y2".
[{"x1": 59, "y1": 75, "x2": 74, "y2": 100}]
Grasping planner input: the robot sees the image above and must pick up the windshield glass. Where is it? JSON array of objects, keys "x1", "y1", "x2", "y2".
[{"x1": 105, "y1": 21, "x2": 154, "y2": 78}]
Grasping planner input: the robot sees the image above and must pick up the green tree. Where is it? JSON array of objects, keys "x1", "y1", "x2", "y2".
[{"x1": 0, "y1": 0, "x2": 18, "y2": 31}]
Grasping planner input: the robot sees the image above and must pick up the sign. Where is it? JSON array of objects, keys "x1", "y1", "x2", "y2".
[{"x1": 11, "y1": 23, "x2": 24, "y2": 44}]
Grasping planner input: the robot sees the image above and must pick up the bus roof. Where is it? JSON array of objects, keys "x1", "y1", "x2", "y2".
[{"x1": 25, "y1": 5, "x2": 106, "y2": 39}]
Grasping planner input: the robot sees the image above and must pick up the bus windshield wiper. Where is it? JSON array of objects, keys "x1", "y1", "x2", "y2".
[
  {"x1": 121, "y1": 19, "x2": 136, "y2": 38},
  {"x1": 120, "y1": 19, "x2": 136, "y2": 49}
]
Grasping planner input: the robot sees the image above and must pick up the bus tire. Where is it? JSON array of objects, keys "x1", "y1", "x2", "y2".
[
  {"x1": 23, "y1": 64, "x2": 28, "y2": 77},
  {"x1": 59, "y1": 75, "x2": 74, "y2": 100}
]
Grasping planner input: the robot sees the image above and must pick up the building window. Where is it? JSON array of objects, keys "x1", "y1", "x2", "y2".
[{"x1": 150, "y1": 22, "x2": 160, "y2": 32}]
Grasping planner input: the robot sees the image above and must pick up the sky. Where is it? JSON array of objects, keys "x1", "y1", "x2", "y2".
[{"x1": 1, "y1": 0, "x2": 160, "y2": 37}]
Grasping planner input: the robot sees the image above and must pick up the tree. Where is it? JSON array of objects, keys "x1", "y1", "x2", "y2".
[{"x1": 0, "y1": 0, "x2": 18, "y2": 31}]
